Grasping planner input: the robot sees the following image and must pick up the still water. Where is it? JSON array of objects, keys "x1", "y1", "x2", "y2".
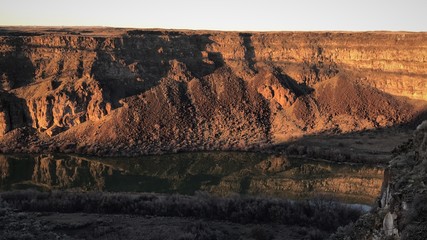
[{"x1": 0, "y1": 152, "x2": 384, "y2": 205}]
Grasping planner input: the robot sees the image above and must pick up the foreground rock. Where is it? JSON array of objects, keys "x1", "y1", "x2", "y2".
[
  {"x1": 0, "y1": 27, "x2": 426, "y2": 156},
  {"x1": 330, "y1": 121, "x2": 427, "y2": 239}
]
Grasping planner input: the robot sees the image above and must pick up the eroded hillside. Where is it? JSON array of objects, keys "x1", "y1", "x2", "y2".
[{"x1": 0, "y1": 27, "x2": 426, "y2": 155}]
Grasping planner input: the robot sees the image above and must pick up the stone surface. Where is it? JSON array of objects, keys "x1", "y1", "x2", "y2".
[
  {"x1": 330, "y1": 121, "x2": 427, "y2": 239},
  {"x1": 0, "y1": 27, "x2": 425, "y2": 155}
]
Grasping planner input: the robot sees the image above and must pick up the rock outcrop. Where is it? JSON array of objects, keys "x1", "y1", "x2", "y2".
[
  {"x1": 0, "y1": 27, "x2": 425, "y2": 155},
  {"x1": 330, "y1": 121, "x2": 427, "y2": 239}
]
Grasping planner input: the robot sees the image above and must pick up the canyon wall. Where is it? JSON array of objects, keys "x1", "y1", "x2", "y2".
[{"x1": 0, "y1": 28, "x2": 425, "y2": 155}]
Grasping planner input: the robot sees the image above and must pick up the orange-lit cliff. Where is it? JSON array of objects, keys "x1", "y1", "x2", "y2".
[{"x1": 0, "y1": 27, "x2": 425, "y2": 155}]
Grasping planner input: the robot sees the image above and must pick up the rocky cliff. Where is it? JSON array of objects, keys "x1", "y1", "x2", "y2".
[
  {"x1": 0, "y1": 27, "x2": 425, "y2": 155},
  {"x1": 330, "y1": 120, "x2": 427, "y2": 239}
]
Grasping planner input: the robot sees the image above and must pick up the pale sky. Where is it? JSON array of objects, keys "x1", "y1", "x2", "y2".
[{"x1": 0, "y1": 0, "x2": 426, "y2": 31}]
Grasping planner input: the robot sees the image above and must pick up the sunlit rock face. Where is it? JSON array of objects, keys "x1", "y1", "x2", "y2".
[
  {"x1": 0, "y1": 28, "x2": 425, "y2": 154},
  {"x1": 0, "y1": 153, "x2": 383, "y2": 204}
]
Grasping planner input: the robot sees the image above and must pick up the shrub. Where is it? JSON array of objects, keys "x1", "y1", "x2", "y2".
[
  {"x1": 0, "y1": 190, "x2": 363, "y2": 233},
  {"x1": 250, "y1": 225, "x2": 274, "y2": 240}
]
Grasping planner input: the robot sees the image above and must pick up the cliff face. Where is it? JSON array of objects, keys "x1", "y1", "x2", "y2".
[
  {"x1": 0, "y1": 28, "x2": 425, "y2": 155},
  {"x1": 330, "y1": 121, "x2": 427, "y2": 239}
]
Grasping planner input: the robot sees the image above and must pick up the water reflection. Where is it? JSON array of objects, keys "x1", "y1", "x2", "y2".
[{"x1": 0, "y1": 153, "x2": 384, "y2": 204}]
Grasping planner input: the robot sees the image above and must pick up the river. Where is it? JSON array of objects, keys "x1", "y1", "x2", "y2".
[{"x1": 0, "y1": 152, "x2": 384, "y2": 205}]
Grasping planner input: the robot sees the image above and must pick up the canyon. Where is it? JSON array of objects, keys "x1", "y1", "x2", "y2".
[
  {"x1": 0, "y1": 27, "x2": 426, "y2": 239},
  {"x1": 0, "y1": 27, "x2": 425, "y2": 156}
]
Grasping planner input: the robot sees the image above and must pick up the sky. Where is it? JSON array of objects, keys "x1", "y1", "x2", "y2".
[{"x1": 0, "y1": 0, "x2": 426, "y2": 31}]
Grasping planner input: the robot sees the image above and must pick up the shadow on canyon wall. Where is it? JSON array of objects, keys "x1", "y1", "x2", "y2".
[
  {"x1": 0, "y1": 91, "x2": 32, "y2": 132},
  {"x1": 268, "y1": 109, "x2": 427, "y2": 165},
  {"x1": 0, "y1": 38, "x2": 35, "y2": 90},
  {"x1": 90, "y1": 31, "x2": 225, "y2": 108},
  {"x1": 239, "y1": 33, "x2": 257, "y2": 73}
]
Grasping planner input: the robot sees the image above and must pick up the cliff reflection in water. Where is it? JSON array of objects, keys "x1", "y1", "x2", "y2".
[{"x1": 0, "y1": 153, "x2": 384, "y2": 204}]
